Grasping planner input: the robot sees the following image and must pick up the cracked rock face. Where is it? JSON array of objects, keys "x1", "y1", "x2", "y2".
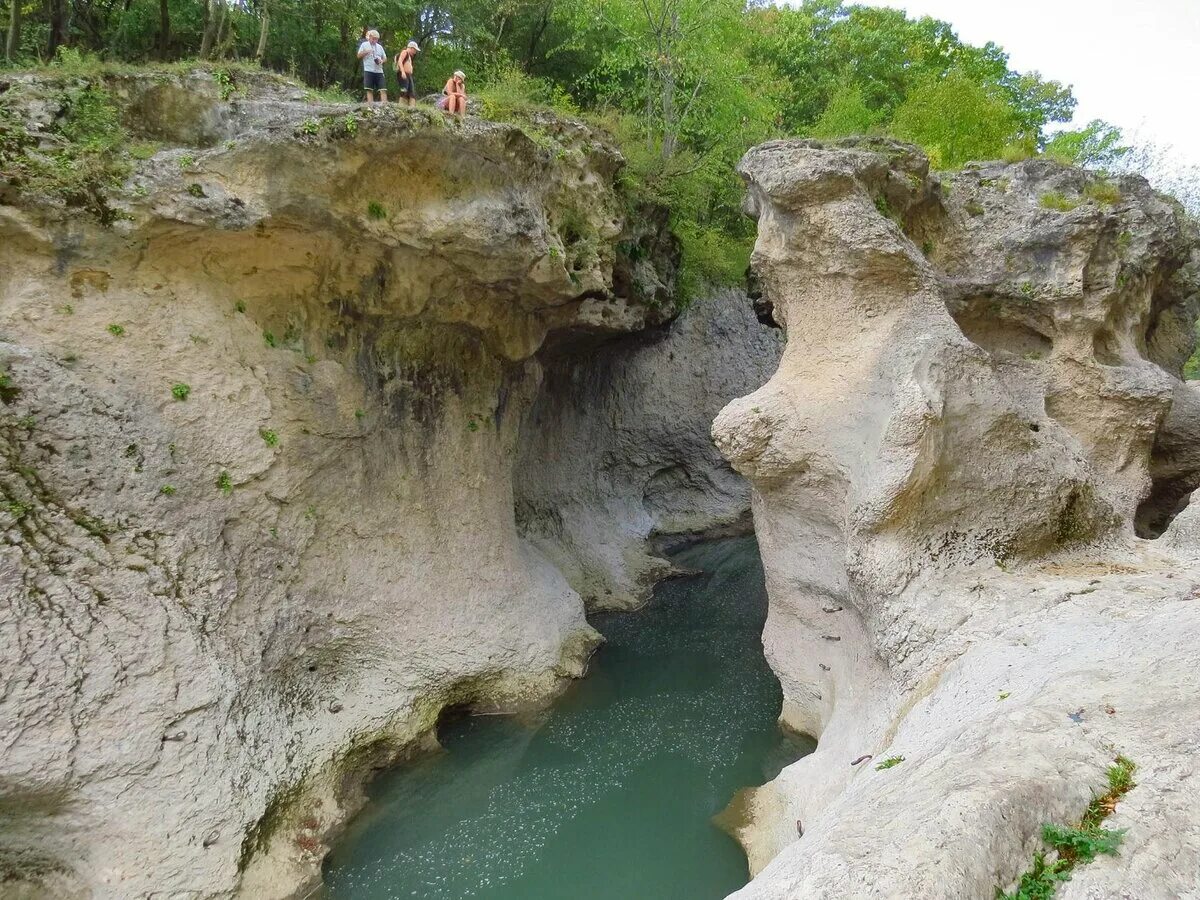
[
  {"x1": 0, "y1": 71, "x2": 697, "y2": 899},
  {"x1": 713, "y1": 139, "x2": 1200, "y2": 899}
]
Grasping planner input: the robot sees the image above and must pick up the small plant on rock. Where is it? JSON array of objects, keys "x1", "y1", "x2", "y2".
[
  {"x1": 876, "y1": 756, "x2": 904, "y2": 770},
  {"x1": 1039, "y1": 191, "x2": 1079, "y2": 212},
  {"x1": 263, "y1": 331, "x2": 278, "y2": 348},
  {"x1": 216, "y1": 471, "x2": 233, "y2": 495},
  {"x1": 179, "y1": 154, "x2": 196, "y2": 170},
  {"x1": 1083, "y1": 180, "x2": 1121, "y2": 206},
  {"x1": 260, "y1": 428, "x2": 279, "y2": 448},
  {"x1": 187, "y1": 183, "x2": 205, "y2": 198},
  {"x1": 999, "y1": 756, "x2": 1136, "y2": 900},
  {"x1": 159, "y1": 485, "x2": 177, "y2": 496},
  {"x1": 235, "y1": 300, "x2": 247, "y2": 313},
  {"x1": 367, "y1": 201, "x2": 386, "y2": 220},
  {"x1": 107, "y1": 323, "x2": 125, "y2": 337},
  {"x1": 298, "y1": 118, "x2": 321, "y2": 136},
  {"x1": 171, "y1": 383, "x2": 191, "y2": 401}
]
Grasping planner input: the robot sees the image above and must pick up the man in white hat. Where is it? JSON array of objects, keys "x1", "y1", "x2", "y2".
[
  {"x1": 356, "y1": 29, "x2": 387, "y2": 106},
  {"x1": 395, "y1": 40, "x2": 421, "y2": 108}
]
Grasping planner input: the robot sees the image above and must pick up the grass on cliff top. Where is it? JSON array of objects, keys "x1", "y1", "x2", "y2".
[{"x1": 998, "y1": 756, "x2": 1136, "y2": 900}]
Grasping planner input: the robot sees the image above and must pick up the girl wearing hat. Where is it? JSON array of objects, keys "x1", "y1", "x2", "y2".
[
  {"x1": 439, "y1": 70, "x2": 467, "y2": 117},
  {"x1": 395, "y1": 40, "x2": 421, "y2": 108}
]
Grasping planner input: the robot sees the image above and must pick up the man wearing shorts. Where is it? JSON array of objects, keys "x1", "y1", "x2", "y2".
[
  {"x1": 395, "y1": 41, "x2": 420, "y2": 108},
  {"x1": 357, "y1": 30, "x2": 387, "y2": 106}
]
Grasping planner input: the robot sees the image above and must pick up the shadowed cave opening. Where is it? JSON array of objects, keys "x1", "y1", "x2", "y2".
[{"x1": 320, "y1": 535, "x2": 810, "y2": 899}]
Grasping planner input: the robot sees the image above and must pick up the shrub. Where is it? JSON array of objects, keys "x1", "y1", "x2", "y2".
[
  {"x1": 260, "y1": 428, "x2": 279, "y2": 447},
  {"x1": 474, "y1": 66, "x2": 578, "y2": 122},
  {"x1": 1083, "y1": 180, "x2": 1121, "y2": 206},
  {"x1": 216, "y1": 471, "x2": 233, "y2": 494},
  {"x1": 159, "y1": 485, "x2": 177, "y2": 496},
  {"x1": 107, "y1": 323, "x2": 126, "y2": 337},
  {"x1": 366, "y1": 201, "x2": 386, "y2": 220},
  {"x1": 1039, "y1": 191, "x2": 1078, "y2": 212},
  {"x1": 171, "y1": 383, "x2": 191, "y2": 401}
]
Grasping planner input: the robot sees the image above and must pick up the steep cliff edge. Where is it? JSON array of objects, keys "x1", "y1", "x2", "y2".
[
  {"x1": 714, "y1": 139, "x2": 1200, "y2": 898},
  {"x1": 0, "y1": 69, "x2": 765, "y2": 899}
]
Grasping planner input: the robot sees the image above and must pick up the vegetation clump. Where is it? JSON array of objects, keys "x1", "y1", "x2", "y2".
[
  {"x1": 876, "y1": 755, "x2": 904, "y2": 770},
  {"x1": 999, "y1": 756, "x2": 1137, "y2": 900},
  {"x1": 171, "y1": 382, "x2": 190, "y2": 401},
  {"x1": 1039, "y1": 191, "x2": 1079, "y2": 212}
]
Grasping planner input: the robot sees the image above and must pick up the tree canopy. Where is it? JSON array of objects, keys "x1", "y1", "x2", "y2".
[{"x1": 4, "y1": 0, "x2": 1174, "y2": 288}]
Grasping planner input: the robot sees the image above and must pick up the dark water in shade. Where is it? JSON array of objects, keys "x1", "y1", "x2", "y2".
[{"x1": 322, "y1": 535, "x2": 809, "y2": 900}]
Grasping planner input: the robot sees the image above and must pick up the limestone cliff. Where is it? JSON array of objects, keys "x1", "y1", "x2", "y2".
[
  {"x1": 0, "y1": 69, "x2": 781, "y2": 899},
  {"x1": 714, "y1": 139, "x2": 1200, "y2": 898},
  {"x1": 516, "y1": 288, "x2": 782, "y2": 611}
]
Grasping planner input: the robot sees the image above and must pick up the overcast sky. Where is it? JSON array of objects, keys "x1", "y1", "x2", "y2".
[{"x1": 852, "y1": 0, "x2": 1200, "y2": 166}]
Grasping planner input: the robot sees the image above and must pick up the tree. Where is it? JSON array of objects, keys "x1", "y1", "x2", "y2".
[
  {"x1": 890, "y1": 69, "x2": 1020, "y2": 168},
  {"x1": 5, "y1": 0, "x2": 20, "y2": 61},
  {"x1": 1044, "y1": 120, "x2": 1129, "y2": 168}
]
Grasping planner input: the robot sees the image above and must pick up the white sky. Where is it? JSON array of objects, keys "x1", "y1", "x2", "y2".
[{"x1": 853, "y1": 0, "x2": 1200, "y2": 166}]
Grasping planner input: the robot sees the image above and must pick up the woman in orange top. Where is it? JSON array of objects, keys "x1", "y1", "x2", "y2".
[{"x1": 439, "y1": 70, "x2": 467, "y2": 117}]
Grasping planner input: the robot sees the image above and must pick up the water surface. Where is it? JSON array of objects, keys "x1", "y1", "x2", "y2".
[{"x1": 323, "y1": 535, "x2": 806, "y2": 900}]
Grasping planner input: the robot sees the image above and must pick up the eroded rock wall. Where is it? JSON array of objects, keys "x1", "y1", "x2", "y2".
[
  {"x1": 714, "y1": 139, "x2": 1200, "y2": 898},
  {"x1": 0, "y1": 71, "x2": 686, "y2": 899},
  {"x1": 515, "y1": 288, "x2": 782, "y2": 610}
]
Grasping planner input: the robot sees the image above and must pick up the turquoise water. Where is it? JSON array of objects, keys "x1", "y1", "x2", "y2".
[{"x1": 322, "y1": 536, "x2": 807, "y2": 900}]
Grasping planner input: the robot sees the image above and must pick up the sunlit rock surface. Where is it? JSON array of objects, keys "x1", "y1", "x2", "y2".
[{"x1": 714, "y1": 138, "x2": 1200, "y2": 899}]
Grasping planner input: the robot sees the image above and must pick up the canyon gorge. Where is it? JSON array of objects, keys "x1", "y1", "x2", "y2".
[{"x1": 2, "y1": 69, "x2": 1200, "y2": 900}]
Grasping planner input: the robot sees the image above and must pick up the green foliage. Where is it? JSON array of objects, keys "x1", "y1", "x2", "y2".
[
  {"x1": 474, "y1": 65, "x2": 577, "y2": 122},
  {"x1": 171, "y1": 382, "x2": 191, "y2": 401},
  {"x1": 0, "y1": 371, "x2": 18, "y2": 405},
  {"x1": 354, "y1": 408, "x2": 365, "y2": 420},
  {"x1": 999, "y1": 756, "x2": 1135, "y2": 900},
  {"x1": 234, "y1": 300, "x2": 247, "y2": 313},
  {"x1": 128, "y1": 142, "x2": 160, "y2": 160},
  {"x1": 875, "y1": 756, "x2": 904, "y2": 770},
  {"x1": 1039, "y1": 191, "x2": 1079, "y2": 212},
  {"x1": 187, "y1": 183, "x2": 205, "y2": 197},
  {"x1": 216, "y1": 471, "x2": 233, "y2": 494},
  {"x1": 890, "y1": 70, "x2": 1021, "y2": 169},
  {"x1": 107, "y1": 323, "x2": 126, "y2": 337},
  {"x1": 0, "y1": 83, "x2": 129, "y2": 219},
  {"x1": 298, "y1": 117, "x2": 320, "y2": 136},
  {"x1": 1041, "y1": 824, "x2": 1125, "y2": 864},
  {"x1": 810, "y1": 81, "x2": 884, "y2": 139},
  {"x1": 1044, "y1": 120, "x2": 1129, "y2": 168},
  {"x1": 179, "y1": 154, "x2": 196, "y2": 169},
  {"x1": 366, "y1": 201, "x2": 386, "y2": 220},
  {"x1": 1083, "y1": 180, "x2": 1121, "y2": 206},
  {"x1": 263, "y1": 330, "x2": 277, "y2": 348},
  {"x1": 260, "y1": 428, "x2": 279, "y2": 447},
  {"x1": 159, "y1": 484, "x2": 177, "y2": 496}
]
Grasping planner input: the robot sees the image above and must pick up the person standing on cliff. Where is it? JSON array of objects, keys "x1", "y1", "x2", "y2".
[
  {"x1": 439, "y1": 70, "x2": 467, "y2": 117},
  {"x1": 395, "y1": 41, "x2": 420, "y2": 108},
  {"x1": 357, "y1": 30, "x2": 388, "y2": 107}
]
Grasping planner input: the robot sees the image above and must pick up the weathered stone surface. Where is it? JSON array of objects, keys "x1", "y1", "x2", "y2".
[
  {"x1": 0, "y1": 71, "x2": 704, "y2": 899},
  {"x1": 516, "y1": 288, "x2": 782, "y2": 610},
  {"x1": 714, "y1": 139, "x2": 1200, "y2": 899}
]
